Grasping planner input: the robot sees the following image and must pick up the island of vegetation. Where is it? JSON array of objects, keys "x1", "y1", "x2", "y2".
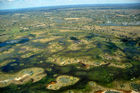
[
  {"x1": 47, "y1": 75, "x2": 79, "y2": 90},
  {"x1": 0, "y1": 67, "x2": 46, "y2": 87}
]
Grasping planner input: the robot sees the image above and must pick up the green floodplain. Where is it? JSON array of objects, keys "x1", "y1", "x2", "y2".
[{"x1": 0, "y1": 4, "x2": 140, "y2": 93}]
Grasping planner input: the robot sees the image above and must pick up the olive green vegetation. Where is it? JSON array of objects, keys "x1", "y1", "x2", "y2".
[{"x1": 0, "y1": 4, "x2": 140, "y2": 93}]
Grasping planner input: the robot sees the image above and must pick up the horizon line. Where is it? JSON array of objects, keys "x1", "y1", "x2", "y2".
[{"x1": 0, "y1": 2, "x2": 140, "y2": 11}]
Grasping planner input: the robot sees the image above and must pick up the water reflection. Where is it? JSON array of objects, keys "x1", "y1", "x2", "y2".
[{"x1": 0, "y1": 38, "x2": 29, "y2": 47}]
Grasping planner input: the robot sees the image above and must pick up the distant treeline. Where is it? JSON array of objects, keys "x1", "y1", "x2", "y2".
[{"x1": 0, "y1": 3, "x2": 140, "y2": 15}]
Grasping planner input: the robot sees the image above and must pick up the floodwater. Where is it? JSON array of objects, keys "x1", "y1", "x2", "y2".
[{"x1": 0, "y1": 38, "x2": 29, "y2": 47}]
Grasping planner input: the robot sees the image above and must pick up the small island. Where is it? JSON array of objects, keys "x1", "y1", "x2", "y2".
[
  {"x1": 47, "y1": 75, "x2": 79, "y2": 90},
  {"x1": 0, "y1": 67, "x2": 47, "y2": 87}
]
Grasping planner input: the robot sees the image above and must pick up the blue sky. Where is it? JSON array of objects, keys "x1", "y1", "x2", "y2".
[{"x1": 0, "y1": 0, "x2": 140, "y2": 9}]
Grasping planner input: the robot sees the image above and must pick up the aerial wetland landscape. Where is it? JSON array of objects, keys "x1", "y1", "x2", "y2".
[{"x1": 0, "y1": 4, "x2": 140, "y2": 93}]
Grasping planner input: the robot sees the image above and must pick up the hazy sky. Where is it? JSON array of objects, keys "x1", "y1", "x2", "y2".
[{"x1": 0, "y1": 0, "x2": 140, "y2": 9}]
